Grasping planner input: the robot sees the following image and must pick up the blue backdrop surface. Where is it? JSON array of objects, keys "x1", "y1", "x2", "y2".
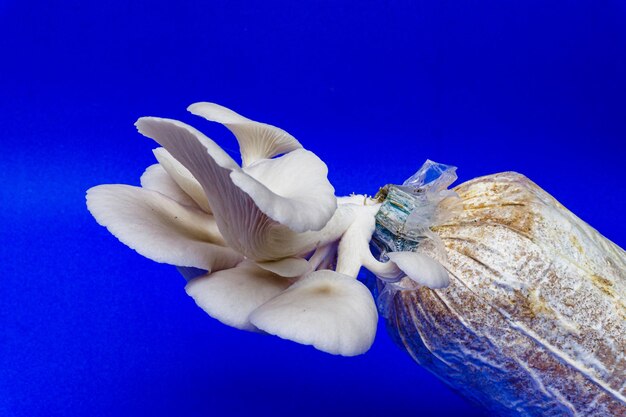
[{"x1": 1, "y1": 1, "x2": 625, "y2": 416}]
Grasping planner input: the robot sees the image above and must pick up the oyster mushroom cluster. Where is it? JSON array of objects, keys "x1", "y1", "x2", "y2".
[{"x1": 86, "y1": 102, "x2": 450, "y2": 356}]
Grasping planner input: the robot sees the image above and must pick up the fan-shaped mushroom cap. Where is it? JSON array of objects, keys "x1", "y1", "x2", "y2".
[
  {"x1": 86, "y1": 185, "x2": 241, "y2": 271},
  {"x1": 187, "y1": 102, "x2": 302, "y2": 167},
  {"x1": 249, "y1": 270, "x2": 378, "y2": 356},
  {"x1": 186, "y1": 261, "x2": 293, "y2": 331}
]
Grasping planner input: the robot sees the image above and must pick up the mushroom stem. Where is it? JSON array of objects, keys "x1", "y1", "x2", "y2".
[
  {"x1": 361, "y1": 251, "x2": 403, "y2": 281},
  {"x1": 335, "y1": 200, "x2": 402, "y2": 279},
  {"x1": 309, "y1": 242, "x2": 337, "y2": 271}
]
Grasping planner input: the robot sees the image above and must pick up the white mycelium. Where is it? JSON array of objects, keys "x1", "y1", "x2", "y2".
[{"x1": 86, "y1": 102, "x2": 449, "y2": 356}]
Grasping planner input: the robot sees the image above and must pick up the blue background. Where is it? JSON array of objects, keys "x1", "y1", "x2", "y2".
[{"x1": 1, "y1": 1, "x2": 625, "y2": 416}]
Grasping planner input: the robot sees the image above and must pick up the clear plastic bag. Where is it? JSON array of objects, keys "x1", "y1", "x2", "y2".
[{"x1": 371, "y1": 160, "x2": 461, "y2": 317}]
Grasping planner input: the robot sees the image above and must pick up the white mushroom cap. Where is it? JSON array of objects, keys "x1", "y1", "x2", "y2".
[
  {"x1": 86, "y1": 184, "x2": 242, "y2": 271},
  {"x1": 249, "y1": 270, "x2": 378, "y2": 356},
  {"x1": 232, "y1": 148, "x2": 337, "y2": 233},
  {"x1": 386, "y1": 251, "x2": 450, "y2": 289},
  {"x1": 185, "y1": 261, "x2": 292, "y2": 331},
  {"x1": 187, "y1": 102, "x2": 302, "y2": 167}
]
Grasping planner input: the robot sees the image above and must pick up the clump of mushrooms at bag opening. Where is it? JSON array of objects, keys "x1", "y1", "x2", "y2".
[{"x1": 86, "y1": 102, "x2": 456, "y2": 356}]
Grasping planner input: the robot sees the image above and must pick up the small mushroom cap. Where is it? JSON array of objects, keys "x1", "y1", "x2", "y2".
[
  {"x1": 140, "y1": 163, "x2": 199, "y2": 209},
  {"x1": 151, "y1": 147, "x2": 212, "y2": 213},
  {"x1": 185, "y1": 261, "x2": 292, "y2": 331},
  {"x1": 386, "y1": 251, "x2": 450, "y2": 289},
  {"x1": 249, "y1": 270, "x2": 378, "y2": 356}
]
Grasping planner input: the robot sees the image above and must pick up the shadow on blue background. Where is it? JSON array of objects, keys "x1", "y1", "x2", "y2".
[{"x1": 1, "y1": 1, "x2": 624, "y2": 416}]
